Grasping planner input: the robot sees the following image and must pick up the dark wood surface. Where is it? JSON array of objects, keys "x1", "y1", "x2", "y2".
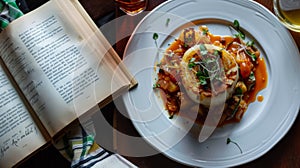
[{"x1": 19, "y1": 0, "x2": 300, "y2": 167}]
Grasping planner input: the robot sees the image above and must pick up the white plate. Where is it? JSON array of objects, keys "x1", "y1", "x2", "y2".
[{"x1": 121, "y1": 0, "x2": 300, "y2": 167}]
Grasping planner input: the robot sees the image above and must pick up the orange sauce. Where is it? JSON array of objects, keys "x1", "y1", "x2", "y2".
[
  {"x1": 246, "y1": 57, "x2": 268, "y2": 103},
  {"x1": 257, "y1": 95, "x2": 264, "y2": 102}
]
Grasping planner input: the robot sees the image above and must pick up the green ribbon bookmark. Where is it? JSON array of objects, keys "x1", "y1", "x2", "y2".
[{"x1": 0, "y1": 0, "x2": 23, "y2": 30}]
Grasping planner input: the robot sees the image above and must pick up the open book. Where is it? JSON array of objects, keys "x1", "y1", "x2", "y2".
[{"x1": 0, "y1": 0, "x2": 136, "y2": 167}]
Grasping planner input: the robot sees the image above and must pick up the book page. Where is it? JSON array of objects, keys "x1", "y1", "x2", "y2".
[
  {"x1": 0, "y1": 1, "x2": 130, "y2": 136},
  {"x1": 0, "y1": 66, "x2": 46, "y2": 168},
  {"x1": 61, "y1": 0, "x2": 137, "y2": 89}
]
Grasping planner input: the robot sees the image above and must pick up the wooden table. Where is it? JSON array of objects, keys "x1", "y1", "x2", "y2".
[{"x1": 20, "y1": 0, "x2": 300, "y2": 167}]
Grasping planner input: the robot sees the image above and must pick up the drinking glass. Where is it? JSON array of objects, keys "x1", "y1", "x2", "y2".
[
  {"x1": 273, "y1": 0, "x2": 300, "y2": 32},
  {"x1": 114, "y1": 0, "x2": 148, "y2": 16}
]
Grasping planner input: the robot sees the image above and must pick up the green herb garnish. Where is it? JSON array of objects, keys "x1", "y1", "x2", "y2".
[
  {"x1": 196, "y1": 69, "x2": 209, "y2": 86},
  {"x1": 233, "y1": 20, "x2": 240, "y2": 29},
  {"x1": 198, "y1": 76, "x2": 208, "y2": 85},
  {"x1": 153, "y1": 33, "x2": 159, "y2": 47},
  {"x1": 188, "y1": 57, "x2": 196, "y2": 69},
  {"x1": 153, "y1": 33, "x2": 158, "y2": 40},
  {"x1": 213, "y1": 50, "x2": 220, "y2": 56},
  {"x1": 188, "y1": 62, "x2": 196, "y2": 69},
  {"x1": 233, "y1": 20, "x2": 245, "y2": 40},
  {"x1": 227, "y1": 138, "x2": 243, "y2": 154},
  {"x1": 193, "y1": 47, "x2": 223, "y2": 86},
  {"x1": 166, "y1": 18, "x2": 170, "y2": 27},
  {"x1": 246, "y1": 40, "x2": 255, "y2": 47},
  {"x1": 153, "y1": 83, "x2": 160, "y2": 89},
  {"x1": 202, "y1": 29, "x2": 208, "y2": 35},
  {"x1": 245, "y1": 49, "x2": 257, "y2": 62},
  {"x1": 248, "y1": 71, "x2": 256, "y2": 82}
]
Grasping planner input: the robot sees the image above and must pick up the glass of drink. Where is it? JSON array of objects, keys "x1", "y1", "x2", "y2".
[
  {"x1": 273, "y1": 0, "x2": 300, "y2": 32},
  {"x1": 114, "y1": 0, "x2": 148, "y2": 16}
]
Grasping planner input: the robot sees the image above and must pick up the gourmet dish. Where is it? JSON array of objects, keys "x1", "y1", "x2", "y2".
[{"x1": 153, "y1": 21, "x2": 268, "y2": 127}]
